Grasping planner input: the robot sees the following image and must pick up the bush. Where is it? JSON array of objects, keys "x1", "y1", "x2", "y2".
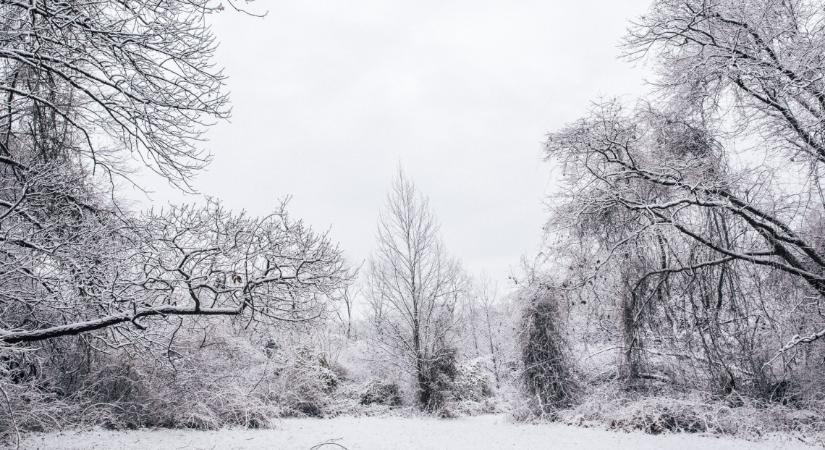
[
  {"x1": 271, "y1": 349, "x2": 343, "y2": 418},
  {"x1": 452, "y1": 358, "x2": 494, "y2": 402},
  {"x1": 359, "y1": 380, "x2": 402, "y2": 407},
  {"x1": 554, "y1": 382, "x2": 825, "y2": 446},
  {"x1": 449, "y1": 398, "x2": 499, "y2": 416},
  {"x1": 441, "y1": 357, "x2": 498, "y2": 417},
  {"x1": 608, "y1": 399, "x2": 708, "y2": 434},
  {"x1": 0, "y1": 325, "x2": 349, "y2": 435},
  {"x1": 417, "y1": 348, "x2": 458, "y2": 411}
]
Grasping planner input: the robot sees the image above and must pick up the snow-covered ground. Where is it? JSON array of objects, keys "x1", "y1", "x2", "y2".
[{"x1": 18, "y1": 414, "x2": 816, "y2": 450}]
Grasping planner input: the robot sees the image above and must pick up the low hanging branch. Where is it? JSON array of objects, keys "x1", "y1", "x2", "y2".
[
  {"x1": 773, "y1": 328, "x2": 825, "y2": 360},
  {"x1": 0, "y1": 200, "x2": 348, "y2": 346},
  {"x1": 0, "y1": 305, "x2": 244, "y2": 345}
]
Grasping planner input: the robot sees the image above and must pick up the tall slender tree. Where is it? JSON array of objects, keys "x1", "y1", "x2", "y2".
[{"x1": 367, "y1": 169, "x2": 465, "y2": 410}]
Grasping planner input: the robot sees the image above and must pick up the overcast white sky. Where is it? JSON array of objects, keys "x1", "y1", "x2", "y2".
[{"x1": 135, "y1": 0, "x2": 653, "y2": 290}]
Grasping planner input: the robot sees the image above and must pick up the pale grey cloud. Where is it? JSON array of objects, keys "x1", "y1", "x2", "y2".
[{"x1": 133, "y1": 0, "x2": 653, "y2": 287}]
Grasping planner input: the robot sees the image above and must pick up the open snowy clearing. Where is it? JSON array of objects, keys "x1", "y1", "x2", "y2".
[{"x1": 17, "y1": 414, "x2": 817, "y2": 450}]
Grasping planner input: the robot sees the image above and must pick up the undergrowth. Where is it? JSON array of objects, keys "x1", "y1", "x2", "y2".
[{"x1": 547, "y1": 381, "x2": 825, "y2": 447}]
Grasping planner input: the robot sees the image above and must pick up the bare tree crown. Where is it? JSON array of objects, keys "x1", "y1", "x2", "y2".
[{"x1": 546, "y1": 0, "x2": 825, "y2": 358}]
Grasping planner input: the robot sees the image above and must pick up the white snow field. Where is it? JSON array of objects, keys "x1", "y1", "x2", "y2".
[{"x1": 18, "y1": 414, "x2": 817, "y2": 450}]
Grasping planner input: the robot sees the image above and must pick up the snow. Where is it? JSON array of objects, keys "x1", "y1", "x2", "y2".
[{"x1": 18, "y1": 414, "x2": 815, "y2": 450}]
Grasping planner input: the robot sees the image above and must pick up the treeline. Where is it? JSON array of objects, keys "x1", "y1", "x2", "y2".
[
  {"x1": 517, "y1": 0, "x2": 825, "y2": 441},
  {"x1": 0, "y1": 0, "x2": 353, "y2": 441},
  {"x1": 0, "y1": 0, "x2": 514, "y2": 441}
]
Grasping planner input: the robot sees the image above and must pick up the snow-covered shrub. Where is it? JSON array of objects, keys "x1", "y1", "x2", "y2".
[
  {"x1": 436, "y1": 402, "x2": 459, "y2": 418},
  {"x1": 434, "y1": 358, "x2": 498, "y2": 417},
  {"x1": 1, "y1": 322, "x2": 346, "y2": 436},
  {"x1": 270, "y1": 348, "x2": 343, "y2": 418},
  {"x1": 418, "y1": 347, "x2": 458, "y2": 412},
  {"x1": 452, "y1": 358, "x2": 493, "y2": 402},
  {"x1": 555, "y1": 383, "x2": 825, "y2": 446},
  {"x1": 359, "y1": 380, "x2": 402, "y2": 407},
  {"x1": 608, "y1": 398, "x2": 709, "y2": 434}
]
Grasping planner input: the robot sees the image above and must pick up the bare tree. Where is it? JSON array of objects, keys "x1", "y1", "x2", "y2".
[
  {"x1": 335, "y1": 279, "x2": 360, "y2": 340},
  {"x1": 0, "y1": 0, "x2": 352, "y2": 438},
  {"x1": 0, "y1": 0, "x2": 352, "y2": 348},
  {"x1": 0, "y1": 0, "x2": 244, "y2": 186},
  {"x1": 462, "y1": 275, "x2": 507, "y2": 387},
  {"x1": 546, "y1": 0, "x2": 825, "y2": 366},
  {"x1": 366, "y1": 170, "x2": 465, "y2": 410}
]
